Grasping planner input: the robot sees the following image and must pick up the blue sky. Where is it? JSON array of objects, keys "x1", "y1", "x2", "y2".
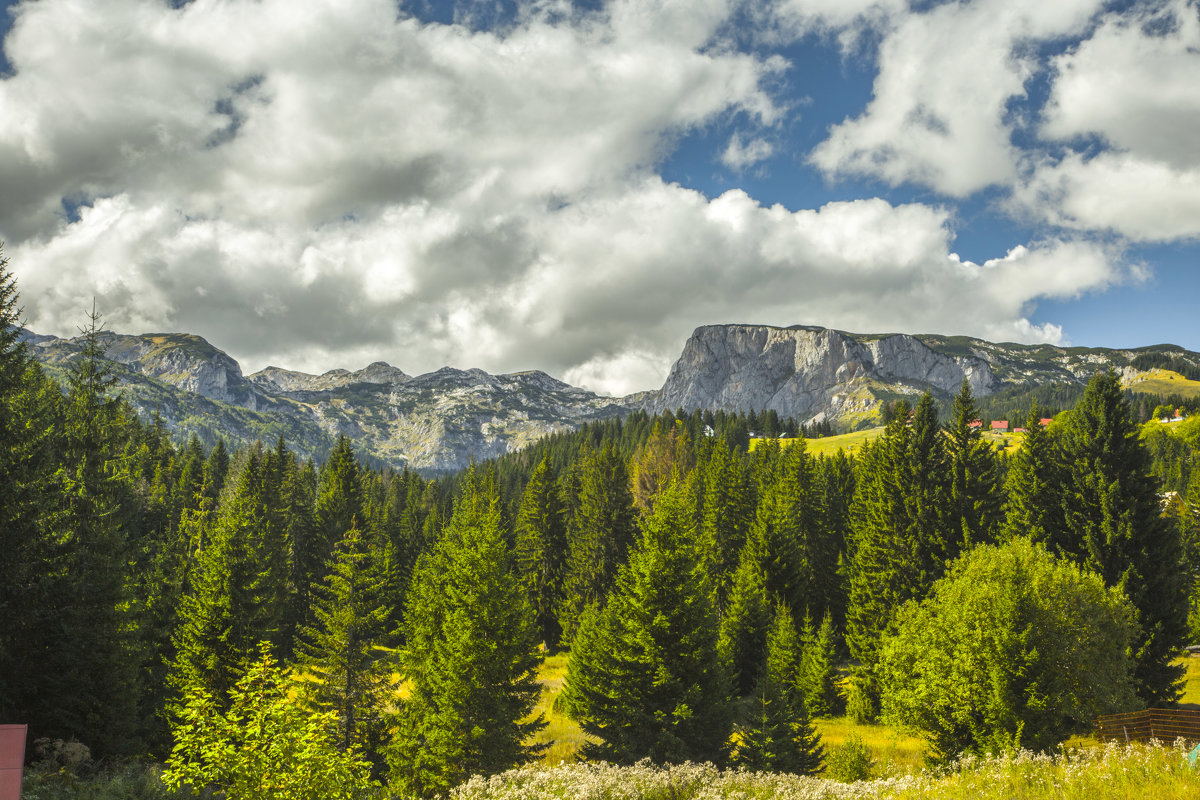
[{"x1": 1, "y1": 0, "x2": 1197, "y2": 394}]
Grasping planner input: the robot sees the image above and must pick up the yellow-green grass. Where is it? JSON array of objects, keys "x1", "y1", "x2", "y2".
[
  {"x1": 527, "y1": 652, "x2": 595, "y2": 764},
  {"x1": 1124, "y1": 368, "x2": 1200, "y2": 400},
  {"x1": 750, "y1": 428, "x2": 885, "y2": 457},
  {"x1": 1179, "y1": 654, "x2": 1200, "y2": 706},
  {"x1": 813, "y1": 716, "x2": 926, "y2": 775}
]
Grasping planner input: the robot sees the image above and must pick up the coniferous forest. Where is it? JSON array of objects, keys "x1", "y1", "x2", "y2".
[{"x1": 3, "y1": 255, "x2": 1200, "y2": 799}]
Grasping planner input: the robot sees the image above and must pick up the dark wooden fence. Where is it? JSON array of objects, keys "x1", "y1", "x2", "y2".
[{"x1": 1095, "y1": 709, "x2": 1200, "y2": 745}]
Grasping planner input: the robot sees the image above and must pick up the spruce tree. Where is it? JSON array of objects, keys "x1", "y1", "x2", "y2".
[
  {"x1": 799, "y1": 612, "x2": 839, "y2": 718},
  {"x1": 845, "y1": 408, "x2": 919, "y2": 719},
  {"x1": 563, "y1": 479, "x2": 731, "y2": 765},
  {"x1": 514, "y1": 457, "x2": 567, "y2": 650},
  {"x1": 559, "y1": 443, "x2": 636, "y2": 641},
  {"x1": 699, "y1": 437, "x2": 756, "y2": 614},
  {"x1": 1057, "y1": 372, "x2": 1188, "y2": 704},
  {"x1": 1002, "y1": 406, "x2": 1063, "y2": 544},
  {"x1": 731, "y1": 603, "x2": 824, "y2": 774},
  {"x1": 944, "y1": 379, "x2": 1002, "y2": 548},
  {"x1": 389, "y1": 471, "x2": 544, "y2": 797},
  {"x1": 0, "y1": 257, "x2": 70, "y2": 747},
  {"x1": 296, "y1": 525, "x2": 397, "y2": 773},
  {"x1": 719, "y1": 542, "x2": 773, "y2": 697}
]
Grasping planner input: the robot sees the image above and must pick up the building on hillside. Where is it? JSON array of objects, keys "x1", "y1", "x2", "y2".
[
  {"x1": 968, "y1": 419, "x2": 983, "y2": 429},
  {"x1": 1013, "y1": 427, "x2": 1027, "y2": 434},
  {"x1": 1039, "y1": 418, "x2": 1054, "y2": 427},
  {"x1": 991, "y1": 420, "x2": 1009, "y2": 432}
]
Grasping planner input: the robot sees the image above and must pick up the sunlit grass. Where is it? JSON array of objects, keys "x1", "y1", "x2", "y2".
[
  {"x1": 526, "y1": 651, "x2": 595, "y2": 764},
  {"x1": 813, "y1": 716, "x2": 926, "y2": 775},
  {"x1": 1124, "y1": 369, "x2": 1200, "y2": 400},
  {"x1": 1179, "y1": 654, "x2": 1200, "y2": 706}
]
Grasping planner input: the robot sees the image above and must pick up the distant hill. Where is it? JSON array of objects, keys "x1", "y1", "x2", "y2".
[{"x1": 19, "y1": 322, "x2": 1200, "y2": 469}]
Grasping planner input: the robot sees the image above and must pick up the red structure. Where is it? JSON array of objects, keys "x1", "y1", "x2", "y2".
[
  {"x1": 0, "y1": 725, "x2": 26, "y2": 800},
  {"x1": 991, "y1": 420, "x2": 1009, "y2": 431}
]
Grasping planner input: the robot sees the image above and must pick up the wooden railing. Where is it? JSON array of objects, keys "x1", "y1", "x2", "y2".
[{"x1": 1095, "y1": 709, "x2": 1200, "y2": 745}]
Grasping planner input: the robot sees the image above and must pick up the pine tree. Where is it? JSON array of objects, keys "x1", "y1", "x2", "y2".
[
  {"x1": 944, "y1": 379, "x2": 1002, "y2": 548},
  {"x1": 29, "y1": 306, "x2": 142, "y2": 754},
  {"x1": 559, "y1": 443, "x2": 637, "y2": 641},
  {"x1": 699, "y1": 437, "x2": 756, "y2": 614},
  {"x1": 845, "y1": 408, "x2": 919, "y2": 720},
  {"x1": 170, "y1": 447, "x2": 294, "y2": 708},
  {"x1": 389, "y1": 471, "x2": 544, "y2": 798},
  {"x1": 798, "y1": 611, "x2": 839, "y2": 718},
  {"x1": 0, "y1": 256, "x2": 70, "y2": 747},
  {"x1": 1002, "y1": 406, "x2": 1063, "y2": 544},
  {"x1": 513, "y1": 457, "x2": 567, "y2": 650},
  {"x1": 1057, "y1": 372, "x2": 1188, "y2": 704},
  {"x1": 906, "y1": 392, "x2": 952, "y2": 579},
  {"x1": 719, "y1": 542, "x2": 773, "y2": 697},
  {"x1": 296, "y1": 525, "x2": 397, "y2": 773},
  {"x1": 563, "y1": 479, "x2": 731, "y2": 765},
  {"x1": 732, "y1": 603, "x2": 824, "y2": 774}
]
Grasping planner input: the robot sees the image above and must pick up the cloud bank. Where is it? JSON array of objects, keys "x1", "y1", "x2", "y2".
[{"x1": 0, "y1": 0, "x2": 1189, "y2": 394}]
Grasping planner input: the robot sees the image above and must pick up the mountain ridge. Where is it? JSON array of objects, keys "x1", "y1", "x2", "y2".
[{"x1": 19, "y1": 322, "x2": 1200, "y2": 470}]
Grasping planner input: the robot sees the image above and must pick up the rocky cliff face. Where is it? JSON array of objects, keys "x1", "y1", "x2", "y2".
[
  {"x1": 648, "y1": 325, "x2": 996, "y2": 424},
  {"x1": 646, "y1": 323, "x2": 1199, "y2": 427},
  {"x1": 22, "y1": 321, "x2": 1199, "y2": 470},
  {"x1": 23, "y1": 329, "x2": 634, "y2": 472}
]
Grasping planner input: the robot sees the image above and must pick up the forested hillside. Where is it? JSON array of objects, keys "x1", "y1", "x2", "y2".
[{"x1": 4, "y1": 258, "x2": 1200, "y2": 798}]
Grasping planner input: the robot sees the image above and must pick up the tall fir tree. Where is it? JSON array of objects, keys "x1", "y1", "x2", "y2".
[
  {"x1": 731, "y1": 602, "x2": 824, "y2": 774},
  {"x1": 845, "y1": 406, "x2": 920, "y2": 720},
  {"x1": 563, "y1": 479, "x2": 731, "y2": 765},
  {"x1": 513, "y1": 457, "x2": 567, "y2": 651},
  {"x1": 719, "y1": 542, "x2": 773, "y2": 697},
  {"x1": 296, "y1": 525, "x2": 397, "y2": 774},
  {"x1": 389, "y1": 470, "x2": 544, "y2": 798},
  {"x1": 1056, "y1": 372, "x2": 1188, "y2": 704},
  {"x1": 944, "y1": 380, "x2": 1002, "y2": 548},
  {"x1": 699, "y1": 437, "x2": 756, "y2": 615},
  {"x1": 0, "y1": 255, "x2": 73, "y2": 747},
  {"x1": 559, "y1": 443, "x2": 637, "y2": 641},
  {"x1": 1002, "y1": 406, "x2": 1063, "y2": 544},
  {"x1": 39, "y1": 306, "x2": 141, "y2": 754}
]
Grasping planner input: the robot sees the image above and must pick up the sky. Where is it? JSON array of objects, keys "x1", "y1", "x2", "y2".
[{"x1": 1, "y1": 0, "x2": 1198, "y2": 396}]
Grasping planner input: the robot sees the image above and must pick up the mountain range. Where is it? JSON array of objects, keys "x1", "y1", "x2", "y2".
[{"x1": 20, "y1": 324, "x2": 1200, "y2": 471}]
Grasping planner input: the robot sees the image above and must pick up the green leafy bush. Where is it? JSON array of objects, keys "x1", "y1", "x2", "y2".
[
  {"x1": 879, "y1": 538, "x2": 1138, "y2": 761},
  {"x1": 162, "y1": 644, "x2": 381, "y2": 800}
]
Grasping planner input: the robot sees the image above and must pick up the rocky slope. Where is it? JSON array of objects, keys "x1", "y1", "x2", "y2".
[
  {"x1": 22, "y1": 322, "x2": 1200, "y2": 469},
  {"x1": 648, "y1": 324, "x2": 1200, "y2": 427},
  {"x1": 22, "y1": 330, "x2": 635, "y2": 472}
]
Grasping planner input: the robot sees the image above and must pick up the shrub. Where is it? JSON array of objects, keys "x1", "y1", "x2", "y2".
[
  {"x1": 824, "y1": 735, "x2": 874, "y2": 783},
  {"x1": 879, "y1": 538, "x2": 1138, "y2": 761}
]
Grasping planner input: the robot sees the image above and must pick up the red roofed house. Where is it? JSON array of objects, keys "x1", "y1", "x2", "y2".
[
  {"x1": 1013, "y1": 428, "x2": 1027, "y2": 434},
  {"x1": 968, "y1": 419, "x2": 983, "y2": 429},
  {"x1": 991, "y1": 420, "x2": 1009, "y2": 432},
  {"x1": 1039, "y1": 418, "x2": 1053, "y2": 427}
]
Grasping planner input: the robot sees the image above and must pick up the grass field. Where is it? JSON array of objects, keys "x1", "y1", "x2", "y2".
[
  {"x1": 1124, "y1": 369, "x2": 1200, "y2": 400},
  {"x1": 528, "y1": 655, "x2": 1200, "y2": 768},
  {"x1": 750, "y1": 426, "x2": 1025, "y2": 458}
]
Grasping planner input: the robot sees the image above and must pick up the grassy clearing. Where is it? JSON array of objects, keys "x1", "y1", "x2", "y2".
[
  {"x1": 750, "y1": 428, "x2": 885, "y2": 458},
  {"x1": 1180, "y1": 654, "x2": 1200, "y2": 706},
  {"x1": 813, "y1": 717, "x2": 926, "y2": 776},
  {"x1": 1124, "y1": 369, "x2": 1200, "y2": 400},
  {"x1": 528, "y1": 652, "x2": 596, "y2": 764}
]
